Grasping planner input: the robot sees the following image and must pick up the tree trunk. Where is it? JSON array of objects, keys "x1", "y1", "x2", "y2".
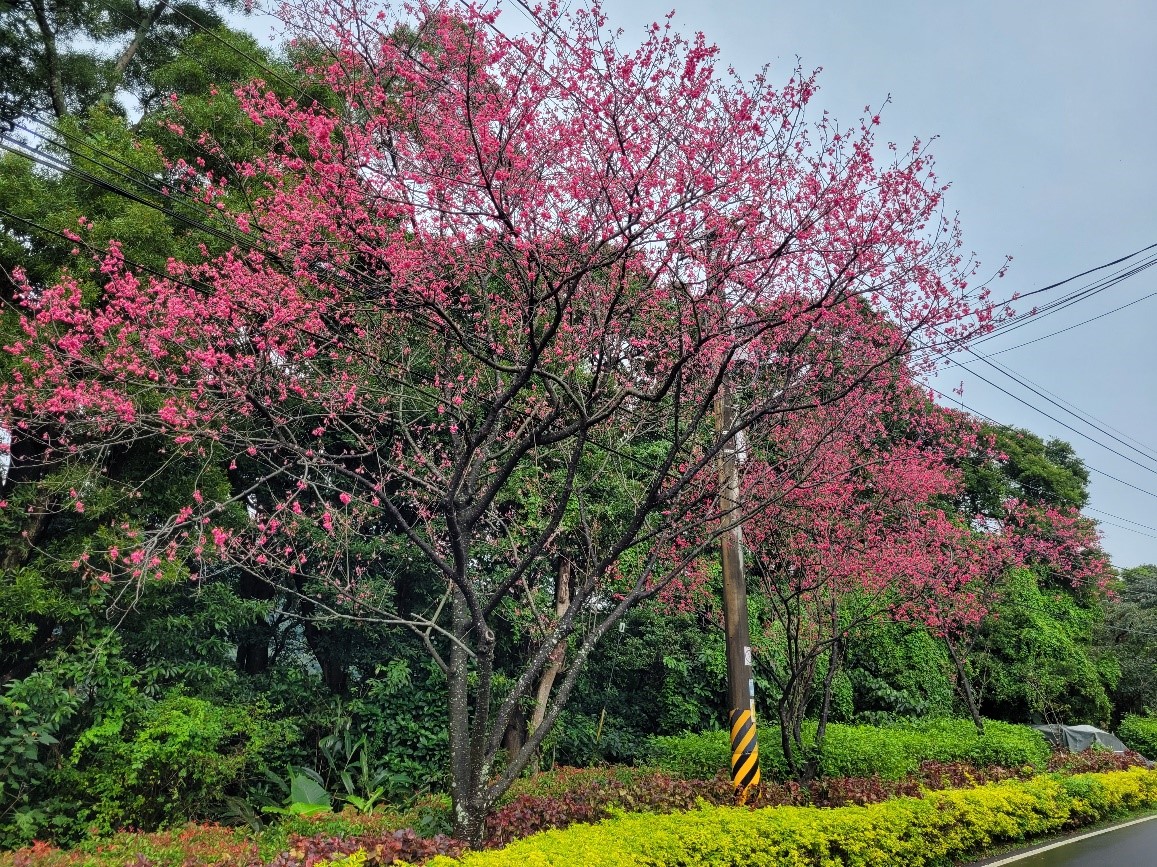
[
  {"x1": 235, "y1": 570, "x2": 274, "y2": 675},
  {"x1": 808, "y1": 639, "x2": 843, "y2": 780},
  {"x1": 529, "y1": 559, "x2": 571, "y2": 736},
  {"x1": 502, "y1": 706, "x2": 526, "y2": 765},
  {"x1": 100, "y1": 1, "x2": 168, "y2": 105},
  {"x1": 945, "y1": 635, "x2": 984, "y2": 734},
  {"x1": 29, "y1": 0, "x2": 67, "y2": 118},
  {"x1": 447, "y1": 586, "x2": 487, "y2": 845},
  {"x1": 777, "y1": 672, "x2": 808, "y2": 779},
  {"x1": 302, "y1": 617, "x2": 347, "y2": 693},
  {"x1": 525, "y1": 559, "x2": 571, "y2": 773}
]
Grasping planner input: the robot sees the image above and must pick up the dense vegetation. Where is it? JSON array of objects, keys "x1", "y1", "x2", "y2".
[{"x1": 1, "y1": 0, "x2": 1154, "y2": 860}]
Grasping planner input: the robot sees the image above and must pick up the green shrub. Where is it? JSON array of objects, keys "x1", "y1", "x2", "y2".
[
  {"x1": 646, "y1": 719, "x2": 1048, "y2": 781},
  {"x1": 645, "y1": 730, "x2": 731, "y2": 781},
  {"x1": 1118, "y1": 714, "x2": 1157, "y2": 758},
  {"x1": 907, "y1": 719, "x2": 1049, "y2": 769},
  {"x1": 68, "y1": 694, "x2": 272, "y2": 834},
  {"x1": 500, "y1": 766, "x2": 655, "y2": 803},
  {"x1": 430, "y1": 769, "x2": 1157, "y2": 867},
  {"x1": 255, "y1": 796, "x2": 453, "y2": 862}
]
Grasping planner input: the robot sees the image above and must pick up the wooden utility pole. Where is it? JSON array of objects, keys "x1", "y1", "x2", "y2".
[{"x1": 716, "y1": 383, "x2": 761, "y2": 800}]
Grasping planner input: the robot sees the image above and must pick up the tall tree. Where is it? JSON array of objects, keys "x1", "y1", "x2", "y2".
[
  {"x1": 0, "y1": 0, "x2": 244, "y2": 122},
  {"x1": 743, "y1": 363, "x2": 969, "y2": 775},
  {"x1": 1095, "y1": 564, "x2": 1157, "y2": 721},
  {"x1": 1, "y1": 0, "x2": 1001, "y2": 841}
]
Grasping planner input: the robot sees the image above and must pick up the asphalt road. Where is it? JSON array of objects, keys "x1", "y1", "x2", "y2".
[{"x1": 970, "y1": 816, "x2": 1157, "y2": 866}]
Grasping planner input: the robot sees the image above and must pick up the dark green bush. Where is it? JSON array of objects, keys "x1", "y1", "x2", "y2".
[{"x1": 1117, "y1": 714, "x2": 1157, "y2": 758}]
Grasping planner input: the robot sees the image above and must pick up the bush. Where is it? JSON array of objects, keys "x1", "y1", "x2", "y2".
[
  {"x1": 485, "y1": 761, "x2": 1035, "y2": 847},
  {"x1": 67, "y1": 694, "x2": 272, "y2": 834},
  {"x1": 499, "y1": 766, "x2": 655, "y2": 803},
  {"x1": 3, "y1": 764, "x2": 1134, "y2": 866},
  {"x1": 255, "y1": 796, "x2": 454, "y2": 861},
  {"x1": 645, "y1": 730, "x2": 731, "y2": 781},
  {"x1": 647, "y1": 719, "x2": 1049, "y2": 781},
  {"x1": 907, "y1": 719, "x2": 1049, "y2": 770},
  {"x1": 1118, "y1": 714, "x2": 1157, "y2": 758},
  {"x1": 429, "y1": 769, "x2": 1157, "y2": 867},
  {"x1": 264, "y1": 828, "x2": 465, "y2": 867},
  {"x1": 1047, "y1": 748, "x2": 1148, "y2": 775}
]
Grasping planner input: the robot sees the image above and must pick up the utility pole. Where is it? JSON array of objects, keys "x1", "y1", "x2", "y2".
[{"x1": 716, "y1": 381, "x2": 760, "y2": 801}]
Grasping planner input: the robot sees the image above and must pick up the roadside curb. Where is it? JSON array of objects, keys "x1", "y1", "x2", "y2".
[{"x1": 965, "y1": 813, "x2": 1157, "y2": 866}]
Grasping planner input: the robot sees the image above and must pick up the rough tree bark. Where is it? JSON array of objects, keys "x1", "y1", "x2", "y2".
[{"x1": 28, "y1": 0, "x2": 66, "y2": 118}]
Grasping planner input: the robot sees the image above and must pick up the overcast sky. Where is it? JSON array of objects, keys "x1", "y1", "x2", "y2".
[{"x1": 241, "y1": 0, "x2": 1157, "y2": 567}]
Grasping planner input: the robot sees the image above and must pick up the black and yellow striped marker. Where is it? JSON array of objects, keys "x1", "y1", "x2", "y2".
[{"x1": 729, "y1": 707, "x2": 760, "y2": 803}]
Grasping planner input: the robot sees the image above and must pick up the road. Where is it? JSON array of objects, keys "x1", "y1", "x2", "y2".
[{"x1": 968, "y1": 816, "x2": 1157, "y2": 866}]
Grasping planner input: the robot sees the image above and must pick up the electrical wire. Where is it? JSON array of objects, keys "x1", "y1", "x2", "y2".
[
  {"x1": 1085, "y1": 509, "x2": 1157, "y2": 535},
  {"x1": 925, "y1": 383, "x2": 1157, "y2": 504},
  {"x1": 950, "y1": 350, "x2": 1157, "y2": 472},
  {"x1": 981, "y1": 288, "x2": 1157, "y2": 360}
]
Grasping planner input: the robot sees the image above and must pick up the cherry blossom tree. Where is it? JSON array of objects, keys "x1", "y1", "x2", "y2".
[
  {"x1": 895, "y1": 499, "x2": 1113, "y2": 731},
  {"x1": 1, "y1": 0, "x2": 1000, "y2": 838},
  {"x1": 741, "y1": 371, "x2": 971, "y2": 776}
]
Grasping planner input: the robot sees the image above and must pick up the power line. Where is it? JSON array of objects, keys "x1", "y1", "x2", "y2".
[
  {"x1": 1092, "y1": 519, "x2": 1157, "y2": 541},
  {"x1": 934, "y1": 248, "x2": 1157, "y2": 356},
  {"x1": 950, "y1": 350, "x2": 1157, "y2": 472},
  {"x1": 963, "y1": 361, "x2": 1157, "y2": 462},
  {"x1": 938, "y1": 354, "x2": 1157, "y2": 482},
  {"x1": 925, "y1": 383, "x2": 1157, "y2": 504},
  {"x1": 981, "y1": 287, "x2": 1157, "y2": 359},
  {"x1": 1085, "y1": 508, "x2": 1157, "y2": 535}
]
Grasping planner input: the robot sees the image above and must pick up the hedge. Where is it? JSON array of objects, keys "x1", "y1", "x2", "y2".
[
  {"x1": 648, "y1": 718, "x2": 1049, "y2": 781},
  {"x1": 429, "y1": 768, "x2": 1157, "y2": 867}
]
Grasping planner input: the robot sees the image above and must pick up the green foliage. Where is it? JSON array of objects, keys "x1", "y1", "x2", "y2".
[
  {"x1": 337, "y1": 659, "x2": 450, "y2": 795},
  {"x1": 0, "y1": 632, "x2": 139, "y2": 848},
  {"x1": 0, "y1": 0, "x2": 243, "y2": 120},
  {"x1": 975, "y1": 568, "x2": 1113, "y2": 725},
  {"x1": 646, "y1": 719, "x2": 1049, "y2": 782},
  {"x1": 1117, "y1": 715, "x2": 1157, "y2": 758},
  {"x1": 1097, "y1": 565, "x2": 1157, "y2": 718},
  {"x1": 431, "y1": 769, "x2": 1157, "y2": 867},
  {"x1": 644, "y1": 730, "x2": 731, "y2": 781},
  {"x1": 500, "y1": 766, "x2": 656, "y2": 804},
  {"x1": 961, "y1": 426, "x2": 1090, "y2": 517},
  {"x1": 68, "y1": 694, "x2": 274, "y2": 835},
  {"x1": 845, "y1": 624, "x2": 954, "y2": 722},
  {"x1": 536, "y1": 604, "x2": 725, "y2": 769}
]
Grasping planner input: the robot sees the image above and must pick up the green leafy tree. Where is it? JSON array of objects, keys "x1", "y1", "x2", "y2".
[
  {"x1": 0, "y1": 25, "x2": 318, "y2": 847},
  {"x1": 1098, "y1": 565, "x2": 1157, "y2": 720},
  {"x1": 0, "y1": 0, "x2": 244, "y2": 121},
  {"x1": 972, "y1": 568, "x2": 1116, "y2": 725}
]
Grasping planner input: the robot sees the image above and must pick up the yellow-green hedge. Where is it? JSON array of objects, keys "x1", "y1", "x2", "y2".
[{"x1": 429, "y1": 769, "x2": 1157, "y2": 867}]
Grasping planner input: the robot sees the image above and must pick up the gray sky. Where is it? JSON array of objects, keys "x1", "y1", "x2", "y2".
[{"x1": 240, "y1": 1, "x2": 1157, "y2": 567}]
